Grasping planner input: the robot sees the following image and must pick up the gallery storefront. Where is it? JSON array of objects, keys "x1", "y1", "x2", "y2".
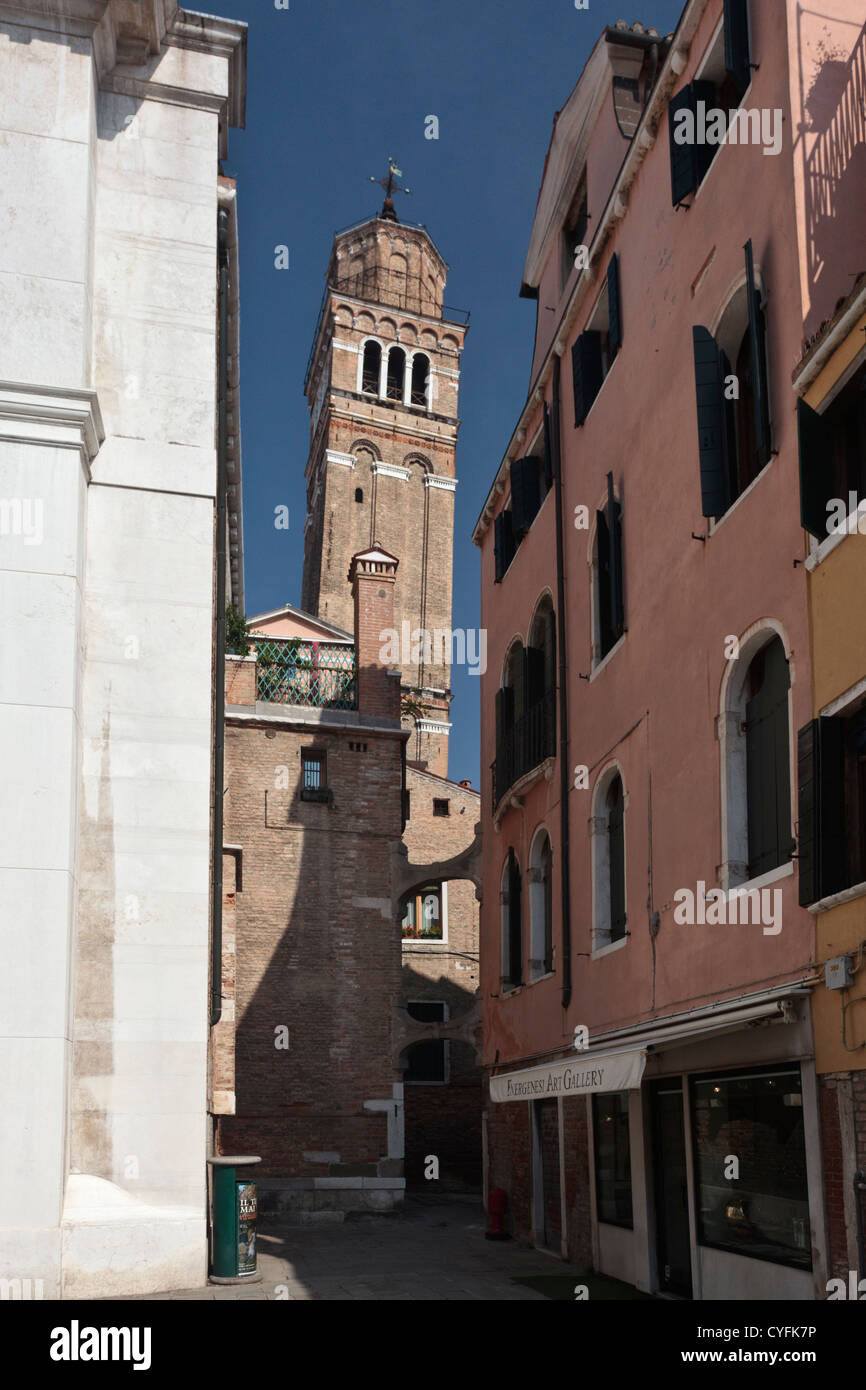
[{"x1": 487, "y1": 983, "x2": 830, "y2": 1300}]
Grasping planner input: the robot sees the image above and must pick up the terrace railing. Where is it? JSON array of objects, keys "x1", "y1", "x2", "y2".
[{"x1": 256, "y1": 638, "x2": 358, "y2": 711}]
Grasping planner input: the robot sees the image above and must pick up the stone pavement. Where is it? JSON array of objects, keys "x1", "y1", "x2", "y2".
[{"x1": 139, "y1": 1195, "x2": 594, "y2": 1301}]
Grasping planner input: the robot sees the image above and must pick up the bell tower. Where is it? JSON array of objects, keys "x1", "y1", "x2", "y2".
[{"x1": 301, "y1": 171, "x2": 468, "y2": 777}]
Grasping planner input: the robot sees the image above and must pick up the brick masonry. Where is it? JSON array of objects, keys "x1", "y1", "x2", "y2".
[{"x1": 819, "y1": 1070, "x2": 866, "y2": 1282}]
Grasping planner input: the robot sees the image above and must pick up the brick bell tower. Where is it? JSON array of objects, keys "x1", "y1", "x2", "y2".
[{"x1": 301, "y1": 165, "x2": 468, "y2": 776}]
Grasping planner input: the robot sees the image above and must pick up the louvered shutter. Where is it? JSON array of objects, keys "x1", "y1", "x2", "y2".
[
  {"x1": 797, "y1": 397, "x2": 830, "y2": 539},
  {"x1": 525, "y1": 645, "x2": 546, "y2": 709},
  {"x1": 608, "y1": 472, "x2": 624, "y2": 641},
  {"x1": 724, "y1": 0, "x2": 751, "y2": 98},
  {"x1": 493, "y1": 512, "x2": 504, "y2": 583},
  {"x1": 511, "y1": 456, "x2": 542, "y2": 535},
  {"x1": 797, "y1": 718, "x2": 847, "y2": 905},
  {"x1": 608, "y1": 781, "x2": 626, "y2": 941},
  {"x1": 512, "y1": 643, "x2": 526, "y2": 721},
  {"x1": 745, "y1": 240, "x2": 772, "y2": 468},
  {"x1": 745, "y1": 641, "x2": 791, "y2": 879},
  {"x1": 693, "y1": 325, "x2": 731, "y2": 517},
  {"x1": 607, "y1": 253, "x2": 622, "y2": 358},
  {"x1": 596, "y1": 508, "x2": 613, "y2": 656},
  {"x1": 669, "y1": 81, "x2": 717, "y2": 205},
  {"x1": 572, "y1": 331, "x2": 604, "y2": 426},
  {"x1": 507, "y1": 850, "x2": 523, "y2": 986}
]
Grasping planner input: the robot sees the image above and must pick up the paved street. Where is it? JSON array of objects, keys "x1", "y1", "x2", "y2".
[{"x1": 136, "y1": 1196, "x2": 642, "y2": 1301}]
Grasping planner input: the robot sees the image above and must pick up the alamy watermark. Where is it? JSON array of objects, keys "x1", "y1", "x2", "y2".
[
  {"x1": 673, "y1": 880, "x2": 782, "y2": 935},
  {"x1": 672, "y1": 102, "x2": 783, "y2": 157},
  {"x1": 0, "y1": 497, "x2": 43, "y2": 545},
  {"x1": 379, "y1": 622, "x2": 487, "y2": 675}
]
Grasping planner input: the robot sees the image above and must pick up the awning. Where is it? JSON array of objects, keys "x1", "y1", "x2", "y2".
[{"x1": 489, "y1": 1048, "x2": 646, "y2": 1103}]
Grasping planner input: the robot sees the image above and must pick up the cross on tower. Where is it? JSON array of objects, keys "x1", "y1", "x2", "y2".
[{"x1": 370, "y1": 158, "x2": 411, "y2": 221}]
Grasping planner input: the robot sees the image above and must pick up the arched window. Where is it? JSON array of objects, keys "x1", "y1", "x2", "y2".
[
  {"x1": 529, "y1": 829, "x2": 554, "y2": 979},
  {"x1": 410, "y1": 353, "x2": 430, "y2": 407},
  {"x1": 722, "y1": 631, "x2": 793, "y2": 887},
  {"x1": 493, "y1": 614, "x2": 556, "y2": 807},
  {"x1": 501, "y1": 850, "x2": 522, "y2": 988},
  {"x1": 361, "y1": 340, "x2": 381, "y2": 395},
  {"x1": 592, "y1": 768, "x2": 627, "y2": 950},
  {"x1": 386, "y1": 347, "x2": 406, "y2": 401}
]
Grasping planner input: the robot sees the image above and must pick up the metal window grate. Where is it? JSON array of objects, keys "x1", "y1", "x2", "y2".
[{"x1": 256, "y1": 638, "x2": 358, "y2": 710}]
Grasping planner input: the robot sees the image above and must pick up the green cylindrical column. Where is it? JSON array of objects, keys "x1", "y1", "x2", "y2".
[{"x1": 207, "y1": 1155, "x2": 261, "y2": 1284}]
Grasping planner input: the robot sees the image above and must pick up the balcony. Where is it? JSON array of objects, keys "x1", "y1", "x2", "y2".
[
  {"x1": 491, "y1": 689, "x2": 556, "y2": 810},
  {"x1": 255, "y1": 638, "x2": 358, "y2": 711}
]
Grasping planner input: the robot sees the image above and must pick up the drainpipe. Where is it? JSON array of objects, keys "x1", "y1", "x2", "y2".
[
  {"x1": 211, "y1": 207, "x2": 229, "y2": 1028},
  {"x1": 550, "y1": 358, "x2": 572, "y2": 1012}
]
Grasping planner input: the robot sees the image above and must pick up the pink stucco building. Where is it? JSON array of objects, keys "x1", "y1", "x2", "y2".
[{"x1": 475, "y1": 1, "x2": 866, "y2": 1299}]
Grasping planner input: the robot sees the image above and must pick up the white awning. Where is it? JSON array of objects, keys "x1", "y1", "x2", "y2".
[{"x1": 489, "y1": 1048, "x2": 646, "y2": 1103}]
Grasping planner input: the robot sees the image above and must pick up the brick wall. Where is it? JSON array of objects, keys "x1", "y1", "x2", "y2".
[
  {"x1": 485, "y1": 1086, "x2": 533, "y2": 1242},
  {"x1": 562, "y1": 1095, "x2": 592, "y2": 1268},
  {"x1": 217, "y1": 716, "x2": 405, "y2": 1178},
  {"x1": 820, "y1": 1070, "x2": 866, "y2": 1281},
  {"x1": 225, "y1": 654, "x2": 256, "y2": 705}
]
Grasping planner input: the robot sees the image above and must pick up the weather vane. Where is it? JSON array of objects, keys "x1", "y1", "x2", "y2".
[{"x1": 370, "y1": 157, "x2": 411, "y2": 221}]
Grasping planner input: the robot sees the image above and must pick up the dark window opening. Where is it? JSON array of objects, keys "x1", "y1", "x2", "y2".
[
  {"x1": 410, "y1": 353, "x2": 430, "y2": 406},
  {"x1": 596, "y1": 476, "x2": 624, "y2": 661},
  {"x1": 493, "y1": 507, "x2": 517, "y2": 583},
  {"x1": 502, "y1": 849, "x2": 523, "y2": 988},
  {"x1": 798, "y1": 363, "x2": 866, "y2": 539},
  {"x1": 561, "y1": 179, "x2": 589, "y2": 288},
  {"x1": 300, "y1": 749, "x2": 329, "y2": 802},
  {"x1": 354, "y1": 487, "x2": 363, "y2": 503},
  {"x1": 361, "y1": 341, "x2": 381, "y2": 394},
  {"x1": 798, "y1": 701, "x2": 866, "y2": 905},
  {"x1": 386, "y1": 347, "x2": 406, "y2": 402},
  {"x1": 405, "y1": 1002, "x2": 447, "y2": 1084},
  {"x1": 433, "y1": 798, "x2": 449, "y2": 817}
]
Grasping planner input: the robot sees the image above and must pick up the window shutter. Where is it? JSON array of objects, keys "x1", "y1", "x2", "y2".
[
  {"x1": 693, "y1": 326, "x2": 731, "y2": 518},
  {"x1": 525, "y1": 645, "x2": 546, "y2": 709},
  {"x1": 607, "y1": 472, "x2": 624, "y2": 640},
  {"x1": 797, "y1": 718, "x2": 846, "y2": 905},
  {"x1": 608, "y1": 781, "x2": 626, "y2": 940},
  {"x1": 745, "y1": 240, "x2": 772, "y2": 468},
  {"x1": 494, "y1": 512, "x2": 504, "y2": 583},
  {"x1": 724, "y1": 0, "x2": 751, "y2": 98},
  {"x1": 543, "y1": 404, "x2": 555, "y2": 488},
  {"x1": 597, "y1": 507, "x2": 612, "y2": 655},
  {"x1": 543, "y1": 609, "x2": 557, "y2": 694},
  {"x1": 512, "y1": 644, "x2": 526, "y2": 721},
  {"x1": 797, "y1": 397, "x2": 830, "y2": 539},
  {"x1": 572, "y1": 331, "x2": 604, "y2": 426},
  {"x1": 510, "y1": 456, "x2": 542, "y2": 535},
  {"x1": 607, "y1": 252, "x2": 622, "y2": 358},
  {"x1": 669, "y1": 81, "x2": 717, "y2": 206},
  {"x1": 495, "y1": 686, "x2": 505, "y2": 752},
  {"x1": 745, "y1": 642, "x2": 791, "y2": 879},
  {"x1": 507, "y1": 850, "x2": 523, "y2": 986}
]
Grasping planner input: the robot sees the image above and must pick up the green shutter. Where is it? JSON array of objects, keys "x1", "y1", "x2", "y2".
[
  {"x1": 596, "y1": 507, "x2": 613, "y2": 657},
  {"x1": 745, "y1": 240, "x2": 772, "y2": 468},
  {"x1": 693, "y1": 326, "x2": 732, "y2": 517},
  {"x1": 572, "y1": 331, "x2": 604, "y2": 426},
  {"x1": 669, "y1": 84, "x2": 698, "y2": 206},
  {"x1": 512, "y1": 642, "x2": 526, "y2": 720},
  {"x1": 525, "y1": 645, "x2": 546, "y2": 709},
  {"x1": 797, "y1": 397, "x2": 831, "y2": 539},
  {"x1": 797, "y1": 718, "x2": 847, "y2": 905},
  {"x1": 510, "y1": 456, "x2": 542, "y2": 535},
  {"x1": 607, "y1": 252, "x2": 622, "y2": 358},
  {"x1": 724, "y1": 0, "x2": 751, "y2": 98},
  {"x1": 494, "y1": 512, "x2": 504, "y2": 583},
  {"x1": 508, "y1": 850, "x2": 523, "y2": 986},
  {"x1": 608, "y1": 472, "x2": 624, "y2": 640},
  {"x1": 745, "y1": 640, "x2": 791, "y2": 879}
]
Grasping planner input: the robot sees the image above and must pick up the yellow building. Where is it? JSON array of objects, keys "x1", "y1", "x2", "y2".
[{"x1": 795, "y1": 272, "x2": 866, "y2": 1279}]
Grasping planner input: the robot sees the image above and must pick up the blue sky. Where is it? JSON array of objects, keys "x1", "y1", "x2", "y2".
[{"x1": 217, "y1": 0, "x2": 685, "y2": 785}]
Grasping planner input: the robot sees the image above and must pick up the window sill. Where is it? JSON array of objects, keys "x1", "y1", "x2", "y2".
[
  {"x1": 527, "y1": 969, "x2": 556, "y2": 986},
  {"x1": 591, "y1": 934, "x2": 628, "y2": 961},
  {"x1": 707, "y1": 459, "x2": 773, "y2": 537},
  {"x1": 402, "y1": 937, "x2": 449, "y2": 948},
  {"x1": 590, "y1": 632, "x2": 626, "y2": 681},
  {"x1": 805, "y1": 511, "x2": 866, "y2": 572},
  {"x1": 805, "y1": 877, "x2": 866, "y2": 915},
  {"x1": 720, "y1": 859, "x2": 794, "y2": 895}
]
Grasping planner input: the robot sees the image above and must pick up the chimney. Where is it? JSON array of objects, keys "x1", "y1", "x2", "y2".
[{"x1": 348, "y1": 546, "x2": 401, "y2": 719}]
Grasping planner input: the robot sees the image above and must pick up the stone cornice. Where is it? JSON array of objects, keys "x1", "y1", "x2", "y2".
[
  {"x1": 0, "y1": 381, "x2": 104, "y2": 474},
  {"x1": 372, "y1": 462, "x2": 409, "y2": 481},
  {"x1": 424, "y1": 474, "x2": 457, "y2": 492}
]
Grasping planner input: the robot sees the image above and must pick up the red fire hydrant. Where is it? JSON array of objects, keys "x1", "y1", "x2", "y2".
[{"x1": 486, "y1": 1188, "x2": 509, "y2": 1240}]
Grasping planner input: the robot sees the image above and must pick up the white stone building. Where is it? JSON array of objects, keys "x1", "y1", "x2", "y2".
[{"x1": 0, "y1": 0, "x2": 245, "y2": 1297}]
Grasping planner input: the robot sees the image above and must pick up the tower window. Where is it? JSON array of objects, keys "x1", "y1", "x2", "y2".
[
  {"x1": 361, "y1": 340, "x2": 381, "y2": 395},
  {"x1": 386, "y1": 347, "x2": 406, "y2": 401},
  {"x1": 355, "y1": 487, "x2": 363, "y2": 503},
  {"x1": 411, "y1": 354, "x2": 430, "y2": 407},
  {"x1": 433, "y1": 798, "x2": 449, "y2": 817}
]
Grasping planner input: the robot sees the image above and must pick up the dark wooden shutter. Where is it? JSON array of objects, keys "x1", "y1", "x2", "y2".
[
  {"x1": 608, "y1": 780, "x2": 626, "y2": 941},
  {"x1": 745, "y1": 640, "x2": 791, "y2": 879},
  {"x1": 525, "y1": 645, "x2": 546, "y2": 709},
  {"x1": 608, "y1": 472, "x2": 624, "y2": 640},
  {"x1": 543, "y1": 608, "x2": 557, "y2": 694},
  {"x1": 797, "y1": 718, "x2": 847, "y2": 905},
  {"x1": 607, "y1": 252, "x2": 622, "y2": 358},
  {"x1": 693, "y1": 325, "x2": 732, "y2": 517},
  {"x1": 724, "y1": 0, "x2": 751, "y2": 98},
  {"x1": 507, "y1": 850, "x2": 523, "y2": 986},
  {"x1": 797, "y1": 397, "x2": 830, "y2": 538},
  {"x1": 572, "y1": 331, "x2": 604, "y2": 426},
  {"x1": 669, "y1": 81, "x2": 717, "y2": 205},
  {"x1": 745, "y1": 240, "x2": 772, "y2": 468},
  {"x1": 494, "y1": 512, "x2": 504, "y2": 583},
  {"x1": 510, "y1": 456, "x2": 542, "y2": 535},
  {"x1": 596, "y1": 508, "x2": 613, "y2": 657},
  {"x1": 543, "y1": 404, "x2": 555, "y2": 488},
  {"x1": 495, "y1": 686, "x2": 505, "y2": 753},
  {"x1": 512, "y1": 642, "x2": 526, "y2": 720}
]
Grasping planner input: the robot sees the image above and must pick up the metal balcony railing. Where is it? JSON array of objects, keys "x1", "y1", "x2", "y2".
[
  {"x1": 256, "y1": 638, "x2": 358, "y2": 711},
  {"x1": 491, "y1": 689, "x2": 556, "y2": 810}
]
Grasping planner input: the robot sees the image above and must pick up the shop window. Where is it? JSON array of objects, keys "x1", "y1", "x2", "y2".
[
  {"x1": 690, "y1": 1064, "x2": 811, "y2": 1270},
  {"x1": 593, "y1": 1091, "x2": 633, "y2": 1228}
]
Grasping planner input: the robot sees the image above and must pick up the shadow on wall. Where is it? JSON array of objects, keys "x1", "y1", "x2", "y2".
[
  {"x1": 800, "y1": 15, "x2": 866, "y2": 338},
  {"x1": 400, "y1": 963, "x2": 482, "y2": 1194}
]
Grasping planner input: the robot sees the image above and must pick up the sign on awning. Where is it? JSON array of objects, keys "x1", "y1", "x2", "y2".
[{"x1": 489, "y1": 1048, "x2": 646, "y2": 1103}]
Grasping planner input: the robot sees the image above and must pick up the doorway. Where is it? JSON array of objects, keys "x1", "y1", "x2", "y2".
[
  {"x1": 532, "y1": 1098, "x2": 562, "y2": 1252},
  {"x1": 649, "y1": 1079, "x2": 692, "y2": 1296}
]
